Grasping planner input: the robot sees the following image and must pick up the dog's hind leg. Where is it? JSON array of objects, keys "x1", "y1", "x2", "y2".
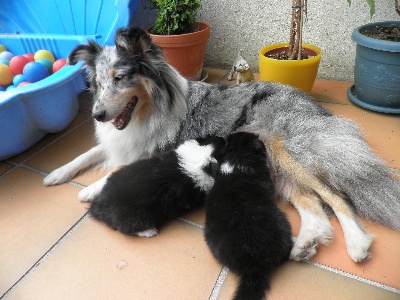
[
  {"x1": 44, "y1": 145, "x2": 106, "y2": 186},
  {"x1": 289, "y1": 185, "x2": 333, "y2": 261},
  {"x1": 313, "y1": 186, "x2": 374, "y2": 262},
  {"x1": 266, "y1": 136, "x2": 372, "y2": 262}
]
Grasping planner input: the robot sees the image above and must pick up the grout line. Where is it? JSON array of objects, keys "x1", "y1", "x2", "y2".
[
  {"x1": 209, "y1": 266, "x2": 229, "y2": 300},
  {"x1": 303, "y1": 260, "x2": 400, "y2": 295},
  {"x1": 176, "y1": 217, "x2": 204, "y2": 230},
  {"x1": 1, "y1": 213, "x2": 90, "y2": 299}
]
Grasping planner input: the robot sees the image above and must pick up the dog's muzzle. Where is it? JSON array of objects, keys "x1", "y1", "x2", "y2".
[{"x1": 111, "y1": 96, "x2": 138, "y2": 130}]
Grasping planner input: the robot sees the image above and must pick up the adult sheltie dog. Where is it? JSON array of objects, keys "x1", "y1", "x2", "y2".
[{"x1": 44, "y1": 26, "x2": 400, "y2": 263}]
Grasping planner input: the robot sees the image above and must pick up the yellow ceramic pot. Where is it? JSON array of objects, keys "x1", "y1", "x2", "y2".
[{"x1": 259, "y1": 43, "x2": 321, "y2": 93}]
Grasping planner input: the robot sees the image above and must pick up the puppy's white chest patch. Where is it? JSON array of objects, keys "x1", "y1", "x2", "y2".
[
  {"x1": 220, "y1": 162, "x2": 234, "y2": 174},
  {"x1": 175, "y1": 140, "x2": 215, "y2": 191}
]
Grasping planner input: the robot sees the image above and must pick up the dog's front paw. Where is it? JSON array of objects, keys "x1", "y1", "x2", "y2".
[
  {"x1": 78, "y1": 185, "x2": 99, "y2": 202},
  {"x1": 78, "y1": 177, "x2": 107, "y2": 202},
  {"x1": 44, "y1": 167, "x2": 73, "y2": 186},
  {"x1": 135, "y1": 228, "x2": 159, "y2": 238}
]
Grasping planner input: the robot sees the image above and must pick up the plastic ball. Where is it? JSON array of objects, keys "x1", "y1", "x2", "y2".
[
  {"x1": 6, "y1": 85, "x2": 16, "y2": 91},
  {"x1": 36, "y1": 58, "x2": 53, "y2": 74},
  {"x1": 23, "y1": 53, "x2": 35, "y2": 62},
  {"x1": 0, "y1": 85, "x2": 5, "y2": 92},
  {"x1": 13, "y1": 74, "x2": 27, "y2": 86},
  {"x1": 0, "y1": 59, "x2": 9, "y2": 66},
  {"x1": 52, "y1": 58, "x2": 67, "y2": 73},
  {"x1": 23, "y1": 62, "x2": 49, "y2": 83},
  {"x1": 34, "y1": 50, "x2": 55, "y2": 63},
  {"x1": 10, "y1": 55, "x2": 31, "y2": 75},
  {"x1": 0, "y1": 51, "x2": 14, "y2": 61},
  {"x1": 0, "y1": 64, "x2": 14, "y2": 86},
  {"x1": 0, "y1": 44, "x2": 6, "y2": 53},
  {"x1": 17, "y1": 81, "x2": 30, "y2": 88}
]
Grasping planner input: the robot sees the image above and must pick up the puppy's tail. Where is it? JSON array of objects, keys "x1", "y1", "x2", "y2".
[{"x1": 234, "y1": 270, "x2": 270, "y2": 300}]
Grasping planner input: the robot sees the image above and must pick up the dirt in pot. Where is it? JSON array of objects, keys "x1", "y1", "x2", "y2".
[
  {"x1": 361, "y1": 24, "x2": 400, "y2": 42},
  {"x1": 264, "y1": 46, "x2": 316, "y2": 60}
]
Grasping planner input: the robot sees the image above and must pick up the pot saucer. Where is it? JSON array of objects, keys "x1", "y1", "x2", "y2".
[{"x1": 347, "y1": 85, "x2": 400, "y2": 114}]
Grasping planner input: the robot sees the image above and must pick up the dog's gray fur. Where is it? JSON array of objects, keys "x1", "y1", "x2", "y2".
[{"x1": 44, "y1": 27, "x2": 400, "y2": 262}]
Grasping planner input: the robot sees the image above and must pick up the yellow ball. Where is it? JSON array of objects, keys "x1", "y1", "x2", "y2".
[
  {"x1": 0, "y1": 44, "x2": 6, "y2": 53},
  {"x1": 0, "y1": 64, "x2": 14, "y2": 86},
  {"x1": 34, "y1": 50, "x2": 55, "y2": 63}
]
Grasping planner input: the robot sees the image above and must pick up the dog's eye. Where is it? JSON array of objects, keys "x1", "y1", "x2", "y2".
[{"x1": 114, "y1": 75, "x2": 124, "y2": 82}]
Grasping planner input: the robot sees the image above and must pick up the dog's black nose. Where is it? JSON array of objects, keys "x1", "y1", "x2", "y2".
[{"x1": 93, "y1": 110, "x2": 106, "y2": 121}]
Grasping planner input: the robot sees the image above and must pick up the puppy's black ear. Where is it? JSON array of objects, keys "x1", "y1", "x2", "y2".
[
  {"x1": 68, "y1": 41, "x2": 102, "y2": 68},
  {"x1": 253, "y1": 138, "x2": 266, "y2": 154},
  {"x1": 114, "y1": 27, "x2": 153, "y2": 57}
]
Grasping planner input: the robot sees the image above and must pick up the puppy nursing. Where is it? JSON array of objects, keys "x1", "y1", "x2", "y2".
[
  {"x1": 89, "y1": 136, "x2": 225, "y2": 237},
  {"x1": 90, "y1": 132, "x2": 292, "y2": 299}
]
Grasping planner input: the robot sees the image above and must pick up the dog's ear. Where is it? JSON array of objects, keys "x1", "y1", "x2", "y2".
[
  {"x1": 114, "y1": 27, "x2": 153, "y2": 57},
  {"x1": 68, "y1": 41, "x2": 102, "y2": 68}
]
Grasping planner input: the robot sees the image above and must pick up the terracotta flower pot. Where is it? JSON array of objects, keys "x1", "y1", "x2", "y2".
[
  {"x1": 148, "y1": 22, "x2": 210, "y2": 81},
  {"x1": 259, "y1": 43, "x2": 321, "y2": 93}
]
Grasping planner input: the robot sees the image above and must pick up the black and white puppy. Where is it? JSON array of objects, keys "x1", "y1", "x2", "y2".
[
  {"x1": 204, "y1": 132, "x2": 293, "y2": 300},
  {"x1": 89, "y1": 136, "x2": 225, "y2": 237}
]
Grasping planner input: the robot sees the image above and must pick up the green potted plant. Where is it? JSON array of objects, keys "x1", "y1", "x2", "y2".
[
  {"x1": 147, "y1": 0, "x2": 210, "y2": 81},
  {"x1": 347, "y1": 0, "x2": 400, "y2": 113},
  {"x1": 259, "y1": 0, "x2": 322, "y2": 93}
]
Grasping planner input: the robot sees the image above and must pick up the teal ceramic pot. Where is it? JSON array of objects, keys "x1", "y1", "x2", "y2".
[{"x1": 347, "y1": 21, "x2": 400, "y2": 114}]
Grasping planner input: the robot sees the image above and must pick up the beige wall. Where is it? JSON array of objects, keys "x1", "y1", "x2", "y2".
[{"x1": 132, "y1": 0, "x2": 398, "y2": 81}]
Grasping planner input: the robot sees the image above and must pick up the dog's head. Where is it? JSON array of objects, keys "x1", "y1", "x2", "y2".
[{"x1": 68, "y1": 27, "x2": 166, "y2": 130}]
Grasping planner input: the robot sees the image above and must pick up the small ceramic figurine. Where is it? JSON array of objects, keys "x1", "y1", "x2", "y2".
[{"x1": 227, "y1": 49, "x2": 254, "y2": 84}]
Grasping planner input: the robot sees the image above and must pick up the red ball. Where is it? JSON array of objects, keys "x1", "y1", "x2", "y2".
[
  {"x1": 17, "y1": 81, "x2": 30, "y2": 88},
  {"x1": 9, "y1": 55, "x2": 30, "y2": 75},
  {"x1": 52, "y1": 58, "x2": 67, "y2": 73},
  {"x1": 23, "y1": 53, "x2": 35, "y2": 62}
]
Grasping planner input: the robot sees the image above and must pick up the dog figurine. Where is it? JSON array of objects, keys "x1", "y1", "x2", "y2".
[
  {"x1": 44, "y1": 26, "x2": 400, "y2": 263},
  {"x1": 227, "y1": 49, "x2": 254, "y2": 84}
]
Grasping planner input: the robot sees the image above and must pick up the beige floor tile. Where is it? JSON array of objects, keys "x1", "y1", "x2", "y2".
[
  {"x1": 321, "y1": 102, "x2": 400, "y2": 169},
  {"x1": 217, "y1": 261, "x2": 400, "y2": 300},
  {"x1": 8, "y1": 218, "x2": 222, "y2": 300},
  {"x1": 0, "y1": 168, "x2": 87, "y2": 295},
  {"x1": 24, "y1": 120, "x2": 97, "y2": 176},
  {"x1": 180, "y1": 207, "x2": 206, "y2": 227},
  {"x1": 0, "y1": 161, "x2": 13, "y2": 175},
  {"x1": 312, "y1": 80, "x2": 354, "y2": 105},
  {"x1": 204, "y1": 68, "x2": 229, "y2": 84}
]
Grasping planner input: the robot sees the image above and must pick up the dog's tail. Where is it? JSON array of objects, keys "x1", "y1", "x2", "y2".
[{"x1": 234, "y1": 270, "x2": 270, "y2": 300}]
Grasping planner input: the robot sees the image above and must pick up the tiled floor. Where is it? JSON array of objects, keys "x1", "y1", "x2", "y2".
[{"x1": 1, "y1": 70, "x2": 400, "y2": 300}]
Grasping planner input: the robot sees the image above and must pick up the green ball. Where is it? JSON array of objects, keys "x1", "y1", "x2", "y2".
[{"x1": 36, "y1": 58, "x2": 53, "y2": 75}]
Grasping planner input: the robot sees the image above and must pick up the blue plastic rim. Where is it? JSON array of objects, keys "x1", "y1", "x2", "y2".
[
  {"x1": 349, "y1": 21, "x2": 400, "y2": 114},
  {"x1": 0, "y1": 0, "x2": 138, "y2": 160}
]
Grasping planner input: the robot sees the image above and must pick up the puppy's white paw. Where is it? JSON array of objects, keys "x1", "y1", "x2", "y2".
[
  {"x1": 135, "y1": 228, "x2": 159, "y2": 238},
  {"x1": 44, "y1": 167, "x2": 74, "y2": 186}
]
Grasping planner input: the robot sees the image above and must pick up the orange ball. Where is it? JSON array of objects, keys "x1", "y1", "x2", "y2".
[{"x1": 0, "y1": 64, "x2": 13, "y2": 86}]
